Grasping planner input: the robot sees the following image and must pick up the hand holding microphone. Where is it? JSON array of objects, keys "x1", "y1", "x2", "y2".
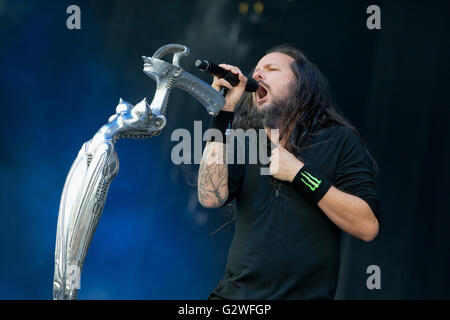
[
  {"x1": 195, "y1": 60, "x2": 259, "y2": 112},
  {"x1": 195, "y1": 60, "x2": 259, "y2": 92}
]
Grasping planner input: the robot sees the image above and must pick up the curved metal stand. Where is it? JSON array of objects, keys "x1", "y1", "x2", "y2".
[{"x1": 53, "y1": 44, "x2": 225, "y2": 299}]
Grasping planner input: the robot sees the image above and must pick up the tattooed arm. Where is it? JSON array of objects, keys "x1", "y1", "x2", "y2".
[
  {"x1": 198, "y1": 62, "x2": 247, "y2": 208},
  {"x1": 198, "y1": 141, "x2": 229, "y2": 208}
]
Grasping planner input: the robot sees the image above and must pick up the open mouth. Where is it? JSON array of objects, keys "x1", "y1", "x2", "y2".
[{"x1": 256, "y1": 85, "x2": 268, "y2": 103}]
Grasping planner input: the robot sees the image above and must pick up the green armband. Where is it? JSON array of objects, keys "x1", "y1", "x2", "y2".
[{"x1": 292, "y1": 165, "x2": 332, "y2": 204}]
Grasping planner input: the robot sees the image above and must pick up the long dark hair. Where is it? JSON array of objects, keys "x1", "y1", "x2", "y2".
[
  {"x1": 210, "y1": 45, "x2": 378, "y2": 235},
  {"x1": 233, "y1": 44, "x2": 378, "y2": 172}
]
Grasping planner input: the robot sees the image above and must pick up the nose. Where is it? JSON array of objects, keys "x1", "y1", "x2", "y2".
[{"x1": 253, "y1": 69, "x2": 265, "y2": 81}]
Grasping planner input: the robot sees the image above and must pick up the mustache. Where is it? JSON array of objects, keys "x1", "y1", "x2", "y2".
[
  {"x1": 252, "y1": 80, "x2": 271, "y2": 104},
  {"x1": 233, "y1": 80, "x2": 300, "y2": 135},
  {"x1": 257, "y1": 80, "x2": 271, "y2": 92}
]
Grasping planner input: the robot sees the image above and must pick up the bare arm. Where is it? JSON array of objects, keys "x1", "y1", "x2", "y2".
[
  {"x1": 198, "y1": 63, "x2": 248, "y2": 208},
  {"x1": 198, "y1": 141, "x2": 229, "y2": 208},
  {"x1": 317, "y1": 187, "x2": 379, "y2": 242},
  {"x1": 266, "y1": 127, "x2": 379, "y2": 242}
]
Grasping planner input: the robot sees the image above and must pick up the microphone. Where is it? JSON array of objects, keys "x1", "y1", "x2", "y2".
[{"x1": 195, "y1": 59, "x2": 259, "y2": 92}]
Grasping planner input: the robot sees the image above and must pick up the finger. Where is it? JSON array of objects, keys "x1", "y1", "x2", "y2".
[
  {"x1": 237, "y1": 72, "x2": 248, "y2": 84},
  {"x1": 270, "y1": 154, "x2": 280, "y2": 174},
  {"x1": 270, "y1": 148, "x2": 279, "y2": 158},
  {"x1": 227, "y1": 66, "x2": 247, "y2": 80},
  {"x1": 236, "y1": 72, "x2": 248, "y2": 88},
  {"x1": 219, "y1": 63, "x2": 234, "y2": 71},
  {"x1": 217, "y1": 78, "x2": 234, "y2": 89},
  {"x1": 212, "y1": 78, "x2": 233, "y2": 91},
  {"x1": 270, "y1": 155, "x2": 279, "y2": 166},
  {"x1": 218, "y1": 64, "x2": 247, "y2": 89},
  {"x1": 270, "y1": 163, "x2": 279, "y2": 176},
  {"x1": 264, "y1": 127, "x2": 280, "y2": 145},
  {"x1": 229, "y1": 66, "x2": 242, "y2": 74}
]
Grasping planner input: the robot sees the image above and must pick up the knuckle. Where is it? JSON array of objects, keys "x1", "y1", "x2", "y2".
[{"x1": 217, "y1": 78, "x2": 230, "y2": 86}]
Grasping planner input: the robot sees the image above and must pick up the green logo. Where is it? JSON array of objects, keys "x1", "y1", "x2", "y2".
[{"x1": 300, "y1": 171, "x2": 321, "y2": 191}]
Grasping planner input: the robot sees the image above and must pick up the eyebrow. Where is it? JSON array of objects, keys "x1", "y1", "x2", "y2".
[{"x1": 254, "y1": 63, "x2": 281, "y2": 72}]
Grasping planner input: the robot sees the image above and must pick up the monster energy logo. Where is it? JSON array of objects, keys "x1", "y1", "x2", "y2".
[{"x1": 300, "y1": 170, "x2": 322, "y2": 191}]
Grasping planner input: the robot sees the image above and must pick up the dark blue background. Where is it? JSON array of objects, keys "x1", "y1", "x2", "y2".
[{"x1": 0, "y1": 0, "x2": 449, "y2": 299}]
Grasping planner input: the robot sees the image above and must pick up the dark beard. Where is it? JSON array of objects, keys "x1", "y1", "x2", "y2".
[
  {"x1": 243, "y1": 103, "x2": 279, "y2": 129},
  {"x1": 236, "y1": 96, "x2": 290, "y2": 130},
  {"x1": 232, "y1": 80, "x2": 301, "y2": 134}
]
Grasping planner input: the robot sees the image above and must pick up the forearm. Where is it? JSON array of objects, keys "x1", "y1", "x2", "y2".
[
  {"x1": 317, "y1": 186, "x2": 379, "y2": 242},
  {"x1": 266, "y1": 127, "x2": 379, "y2": 242},
  {"x1": 197, "y1": 141, "x2": 229, "y2": 208},
  {"x1": 197, "y1": 61, "x2": 246, "y2": 207}
]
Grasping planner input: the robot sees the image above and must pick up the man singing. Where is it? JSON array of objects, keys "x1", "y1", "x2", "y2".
[{"x1": 198, "y1": 45, "x2": 380, "y2": 300}]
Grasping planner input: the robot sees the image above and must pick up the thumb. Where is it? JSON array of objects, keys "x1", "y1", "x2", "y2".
[{"x1": 264, "y1": 127, "x2": 280, "y2": 146}]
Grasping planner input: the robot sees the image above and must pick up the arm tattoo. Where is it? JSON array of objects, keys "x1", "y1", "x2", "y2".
[{"x1": 198, "y1": 142, "x2": 229, "y2": 207}]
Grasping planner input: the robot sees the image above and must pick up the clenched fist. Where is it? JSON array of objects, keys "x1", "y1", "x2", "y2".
[{"x1": 265, "y1": 127, "x2": 304, "y2": 182}]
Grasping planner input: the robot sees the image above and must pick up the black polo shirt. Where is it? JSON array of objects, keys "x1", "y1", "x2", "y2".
[{"x1": 209, "y1": 125, "x2": 379, "y2": 300}]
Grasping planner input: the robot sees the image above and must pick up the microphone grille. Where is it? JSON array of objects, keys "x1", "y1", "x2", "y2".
[{"x1": 195, "y1": 59, "x2": 208, "y2": 71}]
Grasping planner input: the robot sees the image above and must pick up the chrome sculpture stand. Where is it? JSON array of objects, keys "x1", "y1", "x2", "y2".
[{"x1": 53, "y1": 44, "x2": 225, "y2": 299}]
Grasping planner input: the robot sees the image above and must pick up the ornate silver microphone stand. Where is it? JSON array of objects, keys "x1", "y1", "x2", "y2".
[{"x1": 53, "y1": 44, "x2": 224, "y2": 299}]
